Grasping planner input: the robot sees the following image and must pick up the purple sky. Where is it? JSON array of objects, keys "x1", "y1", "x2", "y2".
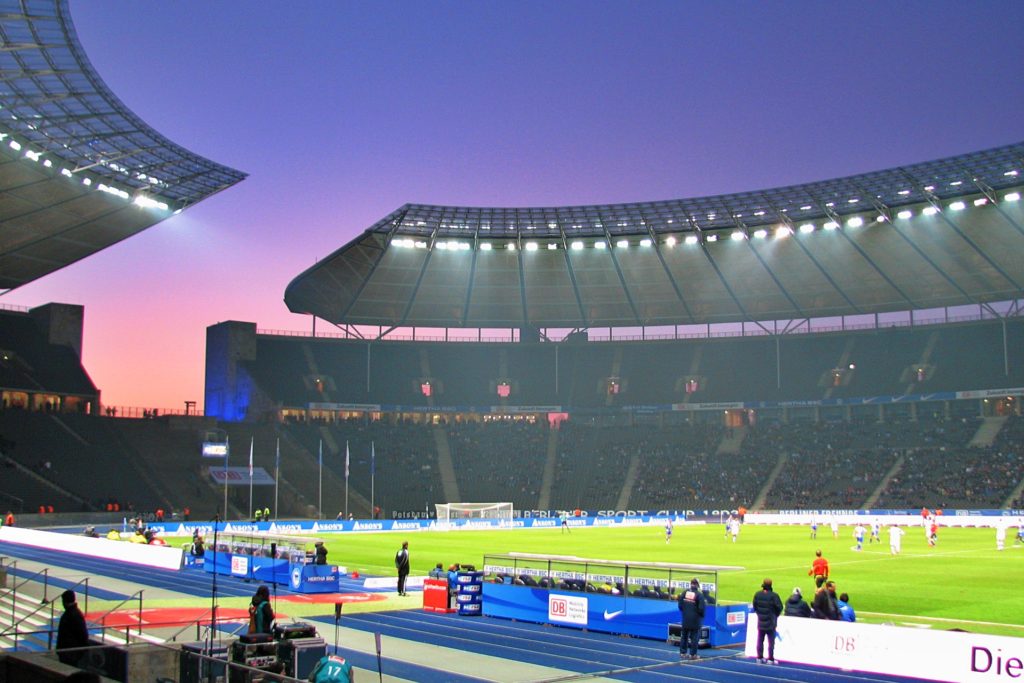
[{"x1": 3, "y1": 0, "x2": 1022, "y2": 411}]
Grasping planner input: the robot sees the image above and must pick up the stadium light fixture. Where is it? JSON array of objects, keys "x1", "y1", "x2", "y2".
[
  {"x1": 684, "y1": 235, "x2": 699, "y2": 245},
  {"x1": 24, "y1": 149, "x2": 41, "y2": 162},
  {"x1": 775, "y1": 226, "x2": 792, "y2": 238},
  {"x1": 898, "y1": 190, "x2": 911, "y2": 196},
  {"x1": 800, "y1": 205, "x2": 812, "y2": 211},
  {"x1": 480, "y1": 242, "x2": 492, "y2": 251},
  {"x1": 507, "y1": 243, "x2": 516, "y2": 251},
  {"x1": 949, "y1": 180, "x2": 963, "y2": 186},
  {"x1": 847, "y1": 216, "x2": 864, "y2": 228},
  {"x1": 799, "y1": 223, "x2": 814, "y2": 234},
  {"x1": 639, "y1": 238, "x2": 652, "y2": 247},
  {"x1": 1005, "y1": 192, "x2": 1021, "y2": 202},
  {"x1": 973, "y1": 198, "x2": 988, "y2": 207},
  {"x1": 43, "y1": 159, "x2": 52, "y2": 168},
  {"x1": 924, "y1": 185, "x2": 935, "y2": 191},
  {"x1": 595, "y1": 241, "x2": 606, "y2": 249},
  {"x1": 61, "y1": 168, "x2": 73, "y2": 177},
  {"x1": 665, "y1": 236, "x2": 677, "y2": 247},
  {"x1": 706, "y1": 234, "x2": 718, "y2": 243},
  {"x1": 823, "y1": 221, "x2": 839, "y2": 231},
  {"x1": 847, "y1": 198, "x2": 859, "y2": 204},
  {"x1": 8, "y1": 139, "x2": 21, "y2": 151},
  {"x1": 547, "y1": 243, "x2": 557, "y2": 250},
  {"x1": 1005, "y1": 170, "x2": 1019, "y2": 177},
  {"x1": 616, "y1": 239, "x2": 629, "y2": 248},
  {"x1": 81, "y1": 177, "x2": 91, "y2": 186},
  {"x1": 897, "y1": 210, "x2": 912, "y2": 220},
  {"x1": 415, "y1": 241, "x2": 427, "y2": 249},
  {"x1": 875, "y1": 215, "x2": 887, "y2": 223},
  {"x1": 949, "y1": 201, "x2": 966, "y2": 211},
  {"x1": 923, "y1": 206, "x2": 939, "y2": 216},
  {"x1": 753, "y1": 210, "x2": 766, "y2": 217},
  {"x1": 753, "y1": 229, "x2": 768, "y2": 239},
  {"x1": 730, "y1": 230, "x2": 745, "y2": 241},
  {"x1": 525, "y1": 242, "x2": 538, "y2": 251},
  {"x1": 570, "y1": 241, "x2": 584, "y2": 250},
  {"x1": 436, "y1": 242, "x2": 448, "y2": 250}
]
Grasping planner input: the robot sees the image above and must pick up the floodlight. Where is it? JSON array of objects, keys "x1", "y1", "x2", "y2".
[
  {"x1": 665, "y1": 236, "x2": 677, "y2": 247},
  {"x1": 1005, "y1": 192, "x2": 1020, "y2": 202},
  {"x1": 730, "y1": 230, "x2": 745, "y2": 241},
  {"x1": 775, "y1": 226, "x2": 792, "y2": 238},
  {"x1": 9, "y1": 140, "x2": 21, "y2": 151},
  {"x1": 800, "y1": 205, "x2": 812, "y2": 211},
  {"x1": 896, "y1": 210, "x2": 912, "y2": 220},
  {"x1": 799, "y1": 223, "x2": 814, "y2": 234},
  {"x1": 1004, "y1": 170, "x2": 1019, "y2": 177},
  {"x1": 480, "y1": 242, "x2": 492, "y2": 251},
  {"x1": 875, "y1": 215, "x2": 886, "y2": 223},
  {"x1": 414, "y1": 241, "x2": 427, "y2": 249},
  {"x1": 754, "y1": 210, "x2": 766, "y2": 216},
  {"x1": 823, "y1": 221, "x2": 839, "y2": 230},
  {"x1": 949, "y1": 201, "x2": 966, "y2": 211},
  {"x1": 43, "y1": 159, "x2": 52, "y2": 168},
  {"x1": 847, "y1": 198, "x2": 859, "y2": 204},
  {"x1": 616, "y1": 239, "x2": 629, "y2": 248},
  {"x1": 525, "y1": 242, "x2": 538, "y2": 251},
  {"x1": 706, "y1": 234, "x2": 718, "y2": 242},
  {"x1": 949, "y1": 180, "x2": 962, "y2": 186},
  {"x1": 753, "y1": 229, "x2": 767, "y2": 239},
  {"x1": 81, "y1": 177, "x2": 91, "y2": 186},
  {"x1": 922, "y1": 206, "x2": 939, "y2": 216},
  {"x1": 639, "y1": 238, "x2": 651, "y2": 247},
  {"x1": 570, "y1": 241, "x2": 584, "y2": 250},
  {"x1": 61, "y1": 168, "x2": 73, "y2": 177},
  {"x1": 898, "y1": 190, "x2": 910, "y2": 196},
  {"x1": 547, "y1": 243, "x2": 557, "y2": 250},
  {"x1": 436, "y1": 242, "x2": 448, "y2": 250},
  {"x1": 973, "y1": 198, "x2": 987, "y2": 207},
  {"x1": 595, "y1": 241, "x2": 606, "y2": 249},
  {"x1": 847, "y1": 217, "x2": 864, "y2": 228},
  {"x1": 24, "y1": 149, "x2": 41, "y2": 161},
  {"x1": 684, "y1": 235, "x2": 698, "y2": 245}
]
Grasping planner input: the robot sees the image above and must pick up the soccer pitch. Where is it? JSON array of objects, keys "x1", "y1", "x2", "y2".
[{"x1": 309, "y1": 522, "x2": 1024, "y2": 637}]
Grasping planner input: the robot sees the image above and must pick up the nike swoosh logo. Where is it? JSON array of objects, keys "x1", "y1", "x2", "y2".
[{"x1": 603, "y1": 609, "x2": 624, "y2": 620}]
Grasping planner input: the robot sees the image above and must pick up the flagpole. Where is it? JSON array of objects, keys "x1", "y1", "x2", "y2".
[
  {"x1": 274, "y1": 437, "x2": 280, "y2": 520},
  {"x1": 248, "y1": 436, "x2": 254, "y2": 521},
  {"x1": 318, "y1": 438, "x2": 323, "y2": 520},
  {"x1": 344, "y1": 440, "x2": 350, "y2": 519},
  {"x1": 370, "y1": 441, "x2": 375, "y2": 519},
  {"x1": 223, "y1": 435, "x2": 230, "y2": 521}
]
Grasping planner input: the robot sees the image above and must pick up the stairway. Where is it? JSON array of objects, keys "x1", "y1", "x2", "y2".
[{"x1": 968, "y1": 416, "x2": 1007, "y2": 447}]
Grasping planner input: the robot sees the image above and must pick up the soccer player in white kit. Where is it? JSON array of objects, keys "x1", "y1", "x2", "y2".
[
  {"x1": 729, "y1": 517, "x2": 740, "y2": 543},
  {"x1": 888, "y1": 524, "x2": 905, "y2": 555}
]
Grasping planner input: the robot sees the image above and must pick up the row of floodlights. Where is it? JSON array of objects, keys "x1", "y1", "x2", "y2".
[
  {"x1": 392, "y1": 192, "x2": 1022, "y2": 251},
  {"x1": 3, "y1": 133, "x2": 175, "y2": 213}
]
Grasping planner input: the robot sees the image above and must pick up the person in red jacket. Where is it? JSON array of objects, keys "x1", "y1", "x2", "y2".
[
  {"x1": 3, "y1": 511, "x2": 14, "y2": 527},
  {"x1": 808, "y1": 549, "x2": 829, "y2": 588}
]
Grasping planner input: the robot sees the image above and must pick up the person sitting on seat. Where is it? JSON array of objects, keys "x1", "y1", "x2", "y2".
[{"x1": 428, "y1": 563, "x2": 445, "y2": 579}]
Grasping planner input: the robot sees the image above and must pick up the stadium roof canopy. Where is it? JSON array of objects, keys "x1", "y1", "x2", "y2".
[
  {"x1": 0, "y1": 0, "x2": 246, "y2": 290},
  {"x1": 286, "y1": 143, "x2": 1024, "y2": 331}
]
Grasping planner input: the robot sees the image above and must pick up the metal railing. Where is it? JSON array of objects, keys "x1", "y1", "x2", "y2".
[
  {"x1": 91, "y1": 589, "x2": 143, "y2": 644},
  {"x1": 0, "y1": 574, "x2": 90, "y2": 650}
]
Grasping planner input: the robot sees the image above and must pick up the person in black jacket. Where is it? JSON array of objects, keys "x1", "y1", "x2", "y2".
[
  {"x1": 314, "y1": 541, "x2": 328, "y2": 565},
  {"x1": 811, "y1": 581, "x2": 840, "y2": 620},
  {"x1": 395, "y1": 541, "x2": 410, "y2": 596},
  {"x1": 751, "y1": 578, "x2": 783, "y2": 664},
  {"x1": 783, "y1": 587, "x2": 811, "y2": 618},
  {"x1": 677, "y1": 577, "x2": 706, "y2": 660},
  {"x1": 56, "y1": 590, "x2": 90, "y2": 666}
]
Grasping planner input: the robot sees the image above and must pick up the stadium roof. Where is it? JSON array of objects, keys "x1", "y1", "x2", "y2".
[
  {"x1": 0, "y1": 0, "x2": 247, "y2": 290},
  {"x1": 286, "y1": 143, "x2": 1024, "y2": 331}
]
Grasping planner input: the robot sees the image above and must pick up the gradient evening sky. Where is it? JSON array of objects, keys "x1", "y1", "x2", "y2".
[{"x1": 2, "y1": 1, "x2": 1022, "y2": 411}]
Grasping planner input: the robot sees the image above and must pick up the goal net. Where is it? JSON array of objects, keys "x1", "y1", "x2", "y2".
[{"x1": 435, "y1": 502, "x2": 514, "y2": 529}]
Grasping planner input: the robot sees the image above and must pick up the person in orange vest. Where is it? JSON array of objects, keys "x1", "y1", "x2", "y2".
[
  {"x1": 183, "y1": 506, "x2": 191, "y2": 521},
  {"x1": 155, "y1": 508, "x2": 164, "y2": 522},
  {"x1": 3, "y1": 511, "x2": 14, "y2": 527}
]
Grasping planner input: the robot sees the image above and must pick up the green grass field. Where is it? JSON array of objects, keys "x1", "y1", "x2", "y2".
[{"x1": 173, "y1": 523, "x2": 1024, "y2": 637}]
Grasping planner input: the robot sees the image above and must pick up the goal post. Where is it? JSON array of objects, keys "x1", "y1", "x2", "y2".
[{"x1": 435, "y1": 502, "x2": 514, "y2": 528}]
